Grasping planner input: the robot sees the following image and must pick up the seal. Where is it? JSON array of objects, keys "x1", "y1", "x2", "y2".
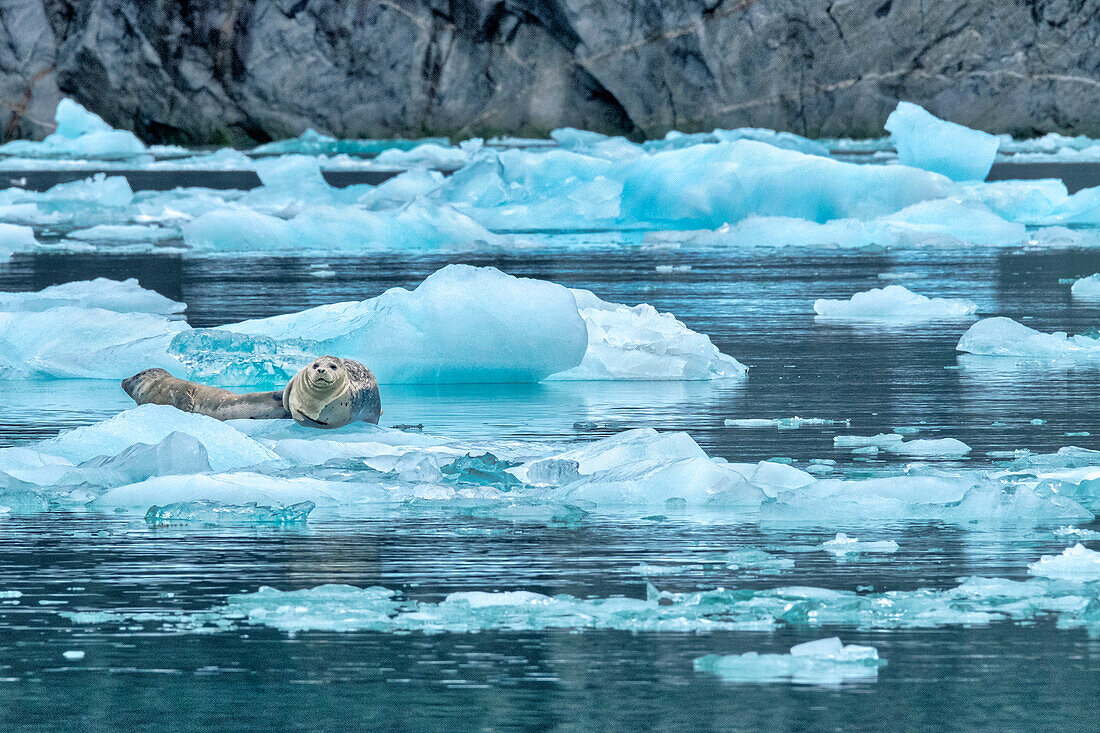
[
  {"x1": 121, "y1": 368, "x2": 289, "y2": 420},
  {"x1": 121, "y1": 357, "x2": 381, "y2": 428},
  {"x1": 282, "y1": 356, "x2": 381, "y2": 429}
]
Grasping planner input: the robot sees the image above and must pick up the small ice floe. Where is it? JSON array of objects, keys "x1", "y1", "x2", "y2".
[
  {"x1": 813, "y1": 285, "x2": 977, "y2": 321},
  {"x1": 62, "y1": 651, "x2": 85, "y2": 661},
  {"x1": 1027, "y1": 544, "x2": 1100, "y2": 580},
  {"x1": 957, "y1": 317, "x2": 1100, "y2": 360},
  {"x1": 724, "y1": 417, "x2": 849, "y2": 430},
  {"x1": 1070, "y1": 274, "x2": 1100, "y2": 300},
  {"x1": 832, "y1": 434, "x2": 970, "y2": 457},
  {"x1": 144, "y1": 500, "x2": 316, "y2": 526},
  {"x1": 694, "y1": 637, "x2": 886, "y2": 685},
  {"x1": 1052, "y1": 526, "x2": 1100, "y2": 540},
  {"x1": 819, "y1": 533, "x2": 899, "y2": 556}
]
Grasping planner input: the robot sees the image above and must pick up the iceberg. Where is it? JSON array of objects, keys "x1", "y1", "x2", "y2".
[
  {"x1": 0, "y1": 99, "x2": 147, "y2": 159},
  {"x1": 0, "y1": 278, "x2": 183, "y2": 314},
  {"x1": 218, "y1": 265, "x2": 588, "y2": 383},
  {"x1": 548, "y1": 289, "x2": 747, "y2": 380},
  {"x1": 957, "y1": 318, "x2": 1100, "y2": 360},
  {"x1": 1070, "y1": 274, "x2": 1100, "y2": 300},
  {"x1": 885, "y1": 101, "x2": 999, "y2": 181},
  {"x1": 834, "y1": 434, "x2": 904, "y2": 449},
  {"x1": 1028, "y1": 544, "x2": 1100, "y2": 580},
  {"x1": 819, "y1": 533, "x2": 900, "y2": 556},
  {"x1": 145, "y1": 500, "x2": 315, "y2": 526},
  {"x1": 814, "y1": 285, "x2": 977, "y2": 321},
  {"x1": 694, "y1": 638, "x2": 885, "y2": 684}
]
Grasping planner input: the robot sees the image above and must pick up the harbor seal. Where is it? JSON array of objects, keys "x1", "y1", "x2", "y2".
[
  {"x1": 121, "y1": 368, "x2": 289, "y2": 420},
  {"x1": 282, "y1": 356, "x2": 381, "y2": 429},
  {"x1": 121, "y1": 357, "x2": 381, "y2": 428}
]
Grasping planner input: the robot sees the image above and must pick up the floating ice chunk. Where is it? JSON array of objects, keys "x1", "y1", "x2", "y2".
[
  {"x1": 0, "y1": 278, "x2": 183, "y2": 314},
  {"x1": 0, "y1": 306, "x2": 184, "y2": 378},
  {"x1": 547, "y1": 289, "x2": 746, "y2": 380},
  {"x1": 957, "y1": 317, "x2": 1100, "y2": 359},
  {"x1": 182, "y1": 200, "x2": 503, "y2": 254},
  {"x1": 875, "y1": 200, "x2": 1025, "y2": 246},
  {"x1": 619, "y1": 140, "x2": 953, "y2": 228},
  {"x1": 549, "y1": 429, "x2": 708, "y2": 474},
  {"x1": 884, "y1": 438, "x2": 971, "y2": 458},
  {"x1": 724, "y1": 417, "x2": 849, "y2": 429},
  {"x1": 556, "y1": 454, "x2": 765, "y2": 507},
  {"x1": 762, "y1": 475, "x2": 1092, "y2": 523},
  {"x1": 885, "y1": 101, "x2": 999, "y2": 181},
  {"x1": 0, "y1": 99, "x2": 147, "y2": 159},
  {"x1": 630, "y1": 563, "x2": 706, "y2": 575},
  {"x1": 694, "y1": 638, "x2": 885, "y2": 684},
  {"x1": 1027, "y1": 544, "x2": 1100, "y2": 580},
  {"x1": 220, "y1": 265, "x2": 588, "y2": 383},
  {"x1": 1053, "y1": 526, "x2": 1100, "y2": 540},
  {"x1": 814, "y1": 285, "x2": 977, "y2": 321},
  {"x1": 35, "y1": 432, "x2": 215, "y2": 491},
  {"x1": 358, "y1": 169, "x2": 444, "y2": 210},
  {"x1": 0, "y1": 223, "x2": 37, "y2": 258},
  {"x1": 371, "y1": 139, "x2": 482, "y2": 170},
  {"x1": 820, "y1": 533, "x2": 900, "y2": 556},
  {"x1": 62, "y1": 650, "x2": 85, "y2": 661},
  {"x1": 145, "y1": 500, "x2": 315, "y2": 526},
  {"x1": 1070, "y1": 274, "x2": 1100, "y2": 300},
  {"x1": 834, "y1": 434, "x2": 904, "y2": 448},
  {"x1": 37, "y1": 405, "x2": 277, "y2": 472}
]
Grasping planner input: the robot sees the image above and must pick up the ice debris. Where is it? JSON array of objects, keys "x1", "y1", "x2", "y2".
[
  {"x1": 813, "y1": 285, "x2": 977, "y2": 321},
  {"x1": 145, "y1": 500, "x2": 315, "y2": 526},
  {"x1": 694, "y1": 637, "x2": 885, "y2": 684},
  {"x1": 1070, "y1": 274, "x2": 1100, "y2": 300},
  {"x1": 0, "y1": 99, "x2": 147, "y2": 159},
  {"x1": 0, "y1": 223, "x2": 38, "y2": 259},
  {"x1": 1027, "y1": 544, "x2": 1100, "y2": 580},
  {"x1": 1053, "y1": 526, "x2": 1100, "y2": 540},
  {"x1": 957, "y1": 318, "x2": 1100, "y2": 360},
  {"x1": 724, "y1": 417, "x2": 849, "y2": 430},
  {"x1": 251, "y1": 129, "x2": 448, "y2": 156},
  {"x1": 819, "y1": 533, "x2": 900, "y2": 556},
  {"x1": 885, "y1": 101, "x2": 999, "y2": 181},
  {"x1": 61, "y1": 575, "x2": 1100, "y2": 635}
]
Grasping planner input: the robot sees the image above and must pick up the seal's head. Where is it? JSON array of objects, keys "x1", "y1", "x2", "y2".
[
  {"x1": 303, "y1": 356, "x2": 347, "y2": 391},
  {"x1": 121, "y1": 368, "x2": 172, "y2": 402}
]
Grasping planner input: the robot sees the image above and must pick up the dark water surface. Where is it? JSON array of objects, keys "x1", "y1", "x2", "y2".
[{"x1": 0, "y1": 246, "x2": 1098, "y2": 731}]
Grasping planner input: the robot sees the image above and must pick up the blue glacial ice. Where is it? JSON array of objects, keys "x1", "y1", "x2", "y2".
[
  {"x1": 957, "y1": 318, "x2": 1100, "y2": 360},
  {"x1": 0, "y1": 99, "x2": 147, "y2": 160},
  {"x1": 1027, "y1": 544, "x2": 1100, "y2": 581},
  {"x1": 1070, "y1": 274, "x2": 1100, "y2": 300},
  {"x1": 694, "y1": 637, "x2": 885, "y2": 685},
  {"x1": 145, "y1": 500, "x2": 315, "y2": 526},
  {"x1": 814, "y1": 285, "x2": 977, "y2": 321},
  {"x1": 59, "y1": 574, "x2": 1100, "y2": 636},
  {"x1": 885, "y1": 101, "x2": 999, "y2": 181}
]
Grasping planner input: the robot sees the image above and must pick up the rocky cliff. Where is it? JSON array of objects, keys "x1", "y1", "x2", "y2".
[{"x1": 2, "y1": 0, "x2": 1098, "y2": 145}]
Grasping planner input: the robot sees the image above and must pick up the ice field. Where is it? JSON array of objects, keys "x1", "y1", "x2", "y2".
[{"x1": 0, "y1": 100, "x2": 1098, "y2": 730}]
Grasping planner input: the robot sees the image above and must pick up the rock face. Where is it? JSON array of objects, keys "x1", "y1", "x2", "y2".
[{"x1": 2, "y1": 0, "x2": 1099, "y2": 144}]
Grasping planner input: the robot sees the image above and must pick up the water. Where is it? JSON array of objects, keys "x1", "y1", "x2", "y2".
[{"x1": 1, "y1": 245, "x2": 1098, "y2": 730}]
